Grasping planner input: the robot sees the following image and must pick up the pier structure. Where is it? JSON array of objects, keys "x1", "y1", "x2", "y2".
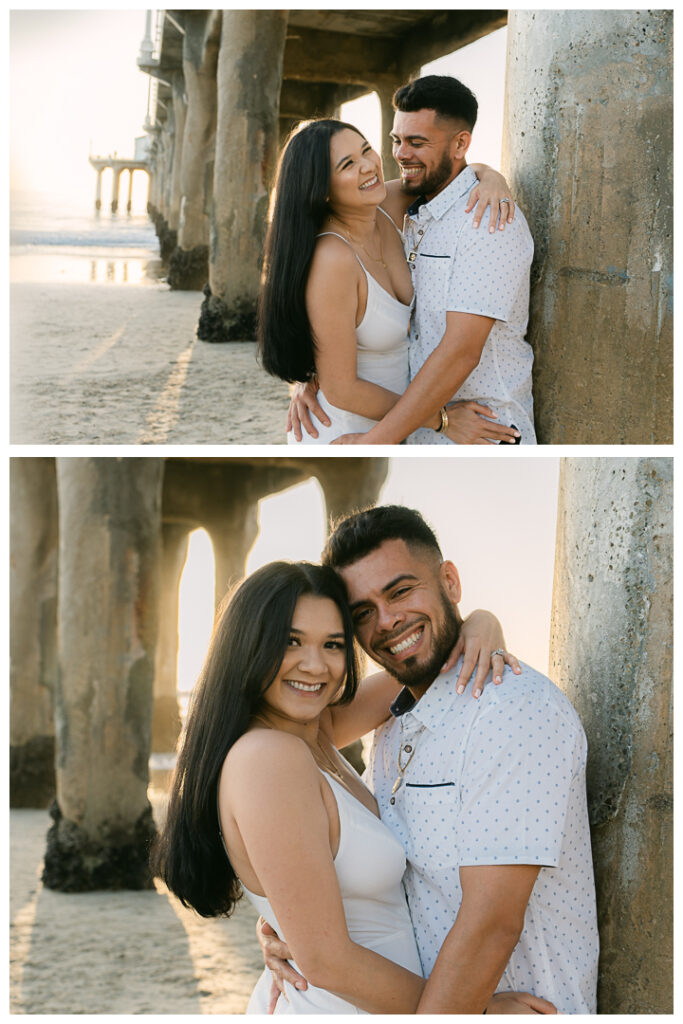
[
  {"x1": 9, "y1": 455, "x2": 673, "y2": 1011},
  {"x1": 137, "y1": 9, "x2": 671, "y2": 443},
  {"x1": 88, "y1": 136, "x2": 151, "y2": 214},
  {"x1": 137, "y1": 10, "x2": 505, "y2": 306}
]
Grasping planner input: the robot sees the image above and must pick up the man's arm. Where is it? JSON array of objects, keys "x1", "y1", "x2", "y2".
[
  {"x1": 417, "y1": 864, "x2": 540, "y2": 1014},
  {"x1": 353, "y1": 311, "x2": 495, "y2": 445}
]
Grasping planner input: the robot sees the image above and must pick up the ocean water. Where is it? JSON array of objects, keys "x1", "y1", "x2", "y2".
[{"x1": 10, "y1": 191, "x2": 163, "y2": 285}]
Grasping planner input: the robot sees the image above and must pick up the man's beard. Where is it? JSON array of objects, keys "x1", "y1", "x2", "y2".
[
  {"x1": 399, "y1": 149, "x2": 454, "y2": 197},
  {"x1": 376, "y1": 589, "x2": 461, "y2": 689}
]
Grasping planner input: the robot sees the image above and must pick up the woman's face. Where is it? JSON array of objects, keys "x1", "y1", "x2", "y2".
[
  {"x1": 327, "y1": 128, "x2": 386, "y2": 212},
  {"x1": 261, "y1": 594, "x2": 348, "y2": 723}
]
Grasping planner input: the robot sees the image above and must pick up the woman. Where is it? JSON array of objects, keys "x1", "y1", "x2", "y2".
[
  {"x1": 258, "y1": 120, "x2": 519, "y2": 446},
  {"x1": 153, "y1": 562, "x2": 553, "y2": 1014}
]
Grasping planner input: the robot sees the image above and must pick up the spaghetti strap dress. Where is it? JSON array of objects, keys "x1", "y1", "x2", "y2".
[
  {"x1": 240, "y1": 771, "x2": 423, "y2": 1013},
  {"x1": 287, "y1": 210, "x2": 412, "y2": 445}
]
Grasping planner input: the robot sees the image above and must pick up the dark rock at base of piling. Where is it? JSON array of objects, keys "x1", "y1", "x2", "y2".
[
  {"x1": 42, "y1": 800, "x2": 156, "y2": 892},
  {"x1": 167, "y1": 245, "x2": 209, "y2": 291},
  {"x1": 197, "y1": 284, "x2": 257, "y2": 342}
]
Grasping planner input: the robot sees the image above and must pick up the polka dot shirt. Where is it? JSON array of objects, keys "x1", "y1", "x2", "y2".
[
  {"x1": 367, "y1": 660, "x2": 599, "y2": 1013},
  {"x1": 403, "y1": 166, "x2": 537, "y2": 445}
]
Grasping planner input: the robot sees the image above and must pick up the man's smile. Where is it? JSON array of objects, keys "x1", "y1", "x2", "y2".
[{"x1": 382, "y1": 624, "x2": 426, "y2": 661}]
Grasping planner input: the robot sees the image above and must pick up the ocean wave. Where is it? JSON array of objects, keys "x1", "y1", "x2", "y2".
[{"x1": 10, "y1": 227, "x2": 157, "y2": 249}]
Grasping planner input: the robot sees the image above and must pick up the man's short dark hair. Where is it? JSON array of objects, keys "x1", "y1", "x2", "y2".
[
  {"x1": 393, "y1": 74, "x2": 478, "y2": 132},
  {"x1": 322, "y1": 505, "x2": 443, "y2": 571}
]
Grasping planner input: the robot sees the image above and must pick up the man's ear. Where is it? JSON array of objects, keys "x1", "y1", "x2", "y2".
[
  {"x1": 440, "y1": 560, "x2": 462, "y2": 606},
  {"x1": 452, "y1": 130, "x2": 471, "y2": 161}
]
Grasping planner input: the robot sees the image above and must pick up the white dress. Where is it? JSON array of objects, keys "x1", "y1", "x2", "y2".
[
  {"x1": 244, "y1": 772, "x2": 423, "y2": 1013},
  {"x1": 287, "y1": 219, "x2": 412, "y2": 445}
]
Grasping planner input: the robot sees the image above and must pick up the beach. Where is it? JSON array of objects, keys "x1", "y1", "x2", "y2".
[
  {"x1": 10, "y1": 794, "x2": 265, "y2": 1014},
  {"x1": 10, "y1": 196, "x2": 290, "y2": 445},
  {"x1": 10, "y1": 281, "x2": 290, "y2": 445}
]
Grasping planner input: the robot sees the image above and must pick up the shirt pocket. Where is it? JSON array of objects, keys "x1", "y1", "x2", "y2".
[
  {"x1": 416, "y1": 254, "x2": 451, "y2": 311},
  {"x1": 402, "y1": 781, "x2": 461, "y2": 874}
]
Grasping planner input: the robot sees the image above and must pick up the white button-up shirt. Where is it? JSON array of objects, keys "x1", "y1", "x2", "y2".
[
  {"x1": 403, "y1": 166, "x2": 536, "y2": 445},
  {"x1": 367, "y1": 660, "x2": 599, "y2": 1013}
]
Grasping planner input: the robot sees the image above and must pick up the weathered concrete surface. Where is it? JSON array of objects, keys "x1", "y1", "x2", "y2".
[
  {"x1": 503, "y1": 10, "x2": 672, "y2": 443},
  {"x1": 199, "y1": 11, "x2": 288, "y2": 341},
  {"x1": 550, "y1": 458, "x2": 672, "y2": 1012},
  {"x1": 152, "y1": 524, "x2": 189, "y2": 753},
  {"x1": 168, "y1": 70, "x2": 187, "y2": 232},
  {"x1": 10, "y1": 459, "x2": 58, "y2": 807},
  {"x1": 168, "y1": 11, "x2": 220, "y2": 290},
  {"x1": 44, "y1": 459, "x2": 165, "y2": 891}
]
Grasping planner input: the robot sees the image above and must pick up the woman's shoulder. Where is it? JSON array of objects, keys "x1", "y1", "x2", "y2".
[
  {"x1": 222, "y1": 729, "x2": 324, "y2": 818},
  {"x1": 225, "y1": 728, "x2": 317, "y2": 777},
  {"x1": 310, "y1": 233, "x2": 360, "y2": 277}
]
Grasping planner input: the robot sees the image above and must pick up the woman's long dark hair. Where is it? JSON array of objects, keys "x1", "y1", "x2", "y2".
[
  {"x1": 151, "y1": 561, "x2": 360, "y2": 918},
  {"x1": 258, "y1": 118, "x2": 365, "y2": 383}
]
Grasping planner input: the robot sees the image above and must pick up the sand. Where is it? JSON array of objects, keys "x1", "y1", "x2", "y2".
[
  {"x1": 10, "y1": 795, "x2": 266, "y2": 1015},
  {"x1": 10, "y1": 281, "x2": 291, "y2": 445}
]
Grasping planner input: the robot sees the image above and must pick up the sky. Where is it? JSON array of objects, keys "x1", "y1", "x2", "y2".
[
  {"x1": 10, "y1": 10, "x2": 152, "y2": 208},
  {"x1": 9, "y1": 11, "x2": 507, "y2": 211},
  {"x1": 177, "y1": 457, "x2": 560, "y2": 695}
]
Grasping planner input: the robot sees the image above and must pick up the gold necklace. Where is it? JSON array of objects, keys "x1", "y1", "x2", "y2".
[{"x1": 331, "y1": 219, "x2": 387, "y2": 269}]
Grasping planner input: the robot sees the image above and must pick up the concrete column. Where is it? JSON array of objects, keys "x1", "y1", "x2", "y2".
[
  {"x1": 550, "y1": 457, "x2": 672, "y2": 1012},
  {"x1": 375, "y1": 82, "x2": 400, "y2": 184},
  {"x1": 502, "y1": 10, "x2": 673, "y2": 443},
  {"x1": 168, "y1": 10, "x2": 220, "y2": 291},
  {"x1": 198, "y1": 10, "x2": 288, "y2": 342},
  {"x1": 95, "y1": 169, "x2": 103, "y2": 212},
  {"x1": 313, "y1": 457, "x2": 389, "y2": 526},
  {"x1": 10, "y1": 459, "x2": 58, "y2": 807},
  {"x1": 168, "y1": 71, "x2": 187, "y2": 231},
  {"x1": 126, "y1": 170, "x2": 134, "y2": 214},
  {"x1": 111, "y1": 167, "x2": 121, "y2": 214},
  {"x1": 207, "y1": 506, "x2": 261, "y2": 609},
  {"x1": 150, "y1": 126, "x2": 178, "y2": 264},
  {"x1": 152, "y1": 523, "x2": 190, "y2": 753},
  {"x1": 44, "y1": 458, "x2": 164, "y2": 891}
]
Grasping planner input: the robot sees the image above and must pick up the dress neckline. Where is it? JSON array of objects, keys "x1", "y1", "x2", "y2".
[{"x1": 316, "y1": 230, "x2": 413, "y2": 310}]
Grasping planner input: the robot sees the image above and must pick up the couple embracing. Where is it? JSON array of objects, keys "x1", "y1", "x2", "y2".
[
  {"x1": 154, "y1": 505, "x2": 598, "y2": 1014},
  {"x1": 259, "y1": 75, "x2": 536, "y2": 446}
]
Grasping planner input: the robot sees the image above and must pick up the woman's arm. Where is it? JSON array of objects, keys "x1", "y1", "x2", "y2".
[
  {"x1": 381, "y1": 166, "x2": 516, "y2": 232},
  {"x1": 328, "y1": 610, "x2": 520, "y2": 749},
  {"x1": 223, "y1": 732, "x2": 425, "y2": 1013}
]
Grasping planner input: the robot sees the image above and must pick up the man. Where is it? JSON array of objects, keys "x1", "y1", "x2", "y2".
[
  {"x1": 290, "y1": 75, "x2": 536, "y2": 445},
  {"x1": 261, "y1": 506, "x2": 599, "y2": 1013}
]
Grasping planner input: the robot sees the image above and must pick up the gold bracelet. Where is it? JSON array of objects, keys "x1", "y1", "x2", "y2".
[{"x1": 436, "y1": 406, "x2": 449, "y2": 433}]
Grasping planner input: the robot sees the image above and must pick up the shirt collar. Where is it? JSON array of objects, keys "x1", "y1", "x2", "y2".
[
  {"x1": 389, "y1": 660, "x2": 464, "y2": 731},
  {"x1": 406, "y1": 165, "x2": 478, "y2": 223}
]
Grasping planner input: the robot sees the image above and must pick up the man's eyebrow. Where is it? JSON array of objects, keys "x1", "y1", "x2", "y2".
[
  {"x1": 348, "y1": 574, "x2": 419, "y2": 611},
  {"x1": 390, "y1": 133, "x2": 430, "y2": 143}
]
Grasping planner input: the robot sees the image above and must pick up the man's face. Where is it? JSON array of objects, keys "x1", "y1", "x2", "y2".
[
  {"x1": 339, "y1": 538, "x2": 462, "y2": 696},
  {"x1": 391, "y1": 108, "x2": 470, "y2": 200}
]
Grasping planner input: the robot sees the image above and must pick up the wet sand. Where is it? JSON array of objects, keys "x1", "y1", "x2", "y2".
[
  {"x1": 10, "y1": 281, "x2": 290, "y2": 445},
  {"x1": 10, "y1": 796, "x2": 265, "y2": 1014}
]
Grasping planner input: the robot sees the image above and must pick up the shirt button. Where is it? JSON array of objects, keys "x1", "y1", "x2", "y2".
[
  {"x1": 404, "y1": 744, "x2": 412, "y2": 753},
  {"x1": 390, "y1": 797, "x2": 396, "y2": 805},
  {"x1": 418, "y1": 229, "x2": 424, "y2": 235}
]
